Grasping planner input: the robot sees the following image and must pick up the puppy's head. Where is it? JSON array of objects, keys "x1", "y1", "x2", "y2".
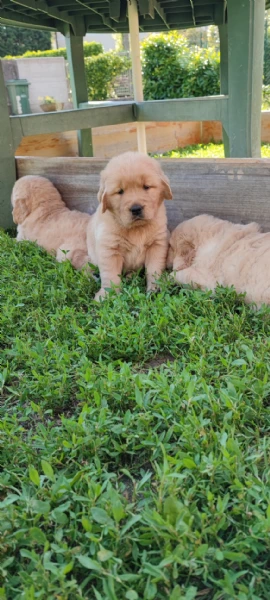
[
  {"x1": 11, "y1": 175, "x2": 64, "y2": 224},
  {"x1": 167, "y1": 224, "x2": 196, "y2": 271},
  {"x1": 97, "y1": 152, "x2": 172, "y2": 228}
]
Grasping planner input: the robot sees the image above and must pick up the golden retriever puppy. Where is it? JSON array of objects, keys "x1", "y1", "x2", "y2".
[
  {"x1": 87, "y1": 151, "x2": 172, "y2": 301},
  {"x1": 167, "y1": 214, "x2": 270, "y2": 307},
  {"x1": 11, "y1": 175, "x2": 91, "y2": 270}
]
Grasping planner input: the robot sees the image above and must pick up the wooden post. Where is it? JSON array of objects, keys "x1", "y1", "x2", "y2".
[
  {"x1": 218, "y1": 24, "x2": 230, "y2": 157},
  {"x1": 65, "y1": 30, "x2": 93, "y2": 157},
  {"x1": 227, "y1": 0, "x2": 265, "y2": 157},
  {"x1": 0, "y1": 61, "x2": 16, "y2": 229},
  {"x1": 127, "y1": 0, "x2": 147, "y2": 154}
]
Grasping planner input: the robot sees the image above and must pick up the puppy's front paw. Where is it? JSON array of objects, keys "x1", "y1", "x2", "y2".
[
  {"x1": 147, "y1": 282, "x2": 159, "y2": 294},
  {"x1": 94, "y1": 288, "x2": 107, "y2": 302}
]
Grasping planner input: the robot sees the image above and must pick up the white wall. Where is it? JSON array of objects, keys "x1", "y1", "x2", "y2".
[
  {"x1": 16, "y1": 57, "x2": 69, "y2": 113},
  {"x1": 55, "y1": 32, "x2": 149, "y2": 52}
]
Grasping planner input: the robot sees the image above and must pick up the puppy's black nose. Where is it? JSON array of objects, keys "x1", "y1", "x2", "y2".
[{"x1": 130, "y1": 204, "x2": 143, "y2": 217}]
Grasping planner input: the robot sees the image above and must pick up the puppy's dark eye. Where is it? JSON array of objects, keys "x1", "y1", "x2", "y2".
[
  {"x1": 118, "y1": 189, "x2": 124, "y2": 195},
  {"x1": 143, "y1": 185, "x2": 150, "y2": 190}
]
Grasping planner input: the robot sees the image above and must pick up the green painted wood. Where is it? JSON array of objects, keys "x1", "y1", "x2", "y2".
[
  {"x1": 10, "y1": 103, "x2": 135, "y2": 145},
  {"x1": 0, "y1": 9, "x2": 56, "y2": 29},
  {"x1": 227, "y1": 0, "x2": 265, "y2": 157},
  {"x1": 218, "y1": 24, "x2": 230, "y2": 157},
  {"x1": 12, "y1": 0, "x2": 77, "y2": 30},
  {"x1": 136, "y1": 96, "x2": 229, "y2": 127},
  {"x1": 0, "y1": 0, "x2": 228, "y2": 32},
  {"x1": 65, "y1": 29, "x2": 93, "y2": 156},
  {"x1": 0, "y1": 62, "x2": 16, "y2": 229}
]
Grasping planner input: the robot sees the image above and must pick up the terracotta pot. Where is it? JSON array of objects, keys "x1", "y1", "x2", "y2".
[{"x1": 40, "y1": 103, "x2": 56, "y2": 112}]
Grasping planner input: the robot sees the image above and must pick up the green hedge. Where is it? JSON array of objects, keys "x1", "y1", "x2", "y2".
[
  {"x1": 4, "y1": 41, "x2": 103, "y2": 60},
  {"x1": 141, "y1": 32, "x2": 220, "y2": 100},
  {"x1": 84, "y1": 52, "x2": 131, "y2": 101}
]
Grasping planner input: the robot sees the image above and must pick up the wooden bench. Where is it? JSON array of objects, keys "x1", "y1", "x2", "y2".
[{"x1": 16, "y1": 156, "x2": 270, "y2": 232}]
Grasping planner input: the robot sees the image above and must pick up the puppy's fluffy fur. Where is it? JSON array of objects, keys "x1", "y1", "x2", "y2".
[
  {"x1": 87, "y1": 151, "x2": 172, "y2": 301},
  {"x1": 12, "y1": 175, "x2": 91, "y2": 270},
  {"x1": 168, "y1": 213, "x2": 270, "y2": 307}
]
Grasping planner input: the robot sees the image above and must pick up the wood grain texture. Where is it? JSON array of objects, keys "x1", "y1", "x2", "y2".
[{"x1": 16, "y1": 156, "x2": 270, "y2": 231}]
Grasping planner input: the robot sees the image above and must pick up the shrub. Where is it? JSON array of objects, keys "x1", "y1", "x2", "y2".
[
  {"x1": 262, "y1": 84, "x2": 270, "y2": 110},
  {"x1": 141, "y1": 31, "x2": 220, "y2": 100},
  {"x1": 181, "y1": 48, "x2": 220, "y2": 98},
  {"x1": 141, "y1": 32, "x2": 190, "y2": 100},
  {"x1": 84, "y1": 52, "x2": 131, "y2": 101},
  {"x1": 4, "y1": 41, "x2": 103, "y2": 60}
]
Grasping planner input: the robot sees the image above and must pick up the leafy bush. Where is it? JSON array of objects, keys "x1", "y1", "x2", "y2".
[
  {"x1": 141, "y1": 31, "x2": 220, "y2": 100},
  {"x1": 0, "y1": 26, "x2": 51, "y2": 58},
  {"x1": 262, "y1": 84, "x2": 270, "y2": 110},
  {"x1": 181, "y1": 48, "x2": 220, "y2": 98},
  {"x1": 84, "y1": 52, "x2": 131, "y2": 101},
  {"x1": 141, "y1": 32, "x2": 190, "y2": 100},
  {"x1": 4, "y1": 41, "x2": 103, "y2": 60}
]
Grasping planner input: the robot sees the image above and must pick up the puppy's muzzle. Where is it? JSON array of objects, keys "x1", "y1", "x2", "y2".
[{"x1": 130, "y1": 204, "x2": 143, "y2": 219}]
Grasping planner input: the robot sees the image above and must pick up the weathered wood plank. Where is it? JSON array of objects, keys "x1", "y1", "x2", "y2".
[{"x1": 15, "y1": 157, "x2": 270, "y2": 232}]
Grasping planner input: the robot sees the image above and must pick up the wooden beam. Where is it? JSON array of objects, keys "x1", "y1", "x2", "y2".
[
  {"x1": 65, "y1": 29, "x2": 93, "y2": 156},
  {"x1": 10, "y1": 0, "x2": 79, "y2": 31},
  {"x1": 153, "y1": 0, "x2": 169, "y2": 28},
  {"x1": 136, "y1": 96, "x2": 229, "y2": 126},
  {"x1": 10, "y1": 103, "x2": 135, "y2": 147},
  {"x1": 0, "y1": 61, "x2": 16, "y2": 229},
  {"x1": 227, "y1": 0, "x2": 265, "y2": 157},
  {"x1": 218, "y1": 24, "x2": 229, "y2": 156},
  {"x1": 75, "y1": 0, "x2": 117, "y2": 30},
  {"x1": 109, "y1": 0, "x2": 120, "y2": 20},
  {"x1": 128, "y1": 0, "x2": 147, "y2": 153},
  {"x1": 138, "y1": 0, "x2": 155, "y2": 18},
  {"x1": 0, "y1": 8, "x2": 56, "y2": 28}
]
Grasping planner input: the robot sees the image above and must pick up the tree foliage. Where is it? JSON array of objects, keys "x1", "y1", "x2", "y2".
[
  {"x1": 141, "y1": 31, "x2": 220, "y2": 100},
  {"x1": 0, "y1": 26, "x2": 51, "y2": 58}
]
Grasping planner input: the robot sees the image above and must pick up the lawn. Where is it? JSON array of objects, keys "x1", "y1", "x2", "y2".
[
  {"x1": 153, "y1": 142, "x2": 270, "y2": 159},
  {"x1": 1, "y1": 228, "x2": 270, "y2": 600}
]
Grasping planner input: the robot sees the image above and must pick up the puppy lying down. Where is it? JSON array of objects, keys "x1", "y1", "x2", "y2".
[
  {"x1": 12, "y1": 175, "x2": 91, "y2": 270},
  {"x1": 87, "y1": 151, "x2": 172, "y2": 301},
  {"x1": 167, "y1": 214, "x2": 270, "y2": 307}
]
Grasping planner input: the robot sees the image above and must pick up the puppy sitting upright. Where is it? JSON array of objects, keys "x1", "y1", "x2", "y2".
[
  {"x1": 12, "y1": 175, "x2": 91, "y2": 270},
  {"x1": 87, "y1": 151, "x2": 172, "y2": 301}
]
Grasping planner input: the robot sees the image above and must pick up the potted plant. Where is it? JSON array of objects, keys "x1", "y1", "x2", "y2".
[{"x1": 39, "y1": 95, "x2": 56, "y2": 112}]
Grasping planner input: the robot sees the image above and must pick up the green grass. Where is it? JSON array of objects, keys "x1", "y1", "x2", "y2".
[
  {"x1": 153, "y1": 142, "x2": 270, "y2": 159},
  {"x1": 1, "y1": 231, "x2": 270, "y2": 600}
]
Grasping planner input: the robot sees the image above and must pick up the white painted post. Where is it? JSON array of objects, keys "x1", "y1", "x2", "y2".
[{"x1": 127, "y1": 0, "x2": 147, "y2": 154}]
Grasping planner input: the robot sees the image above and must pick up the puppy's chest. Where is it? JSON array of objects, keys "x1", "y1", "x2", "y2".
[{"x1": 118, "y1": 233, "x2": 152, "y2": 270}]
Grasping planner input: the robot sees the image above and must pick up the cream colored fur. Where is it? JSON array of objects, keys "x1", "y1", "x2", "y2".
[
  {"x1": 11, "y1": 175, "x2": 91, "y2": 270},
  {"x1": 87, "y1": 151, "x2": 172, "y2": 301},
  {"x1": 168, "y1": 213, "x2": 270, "y2": 307}
]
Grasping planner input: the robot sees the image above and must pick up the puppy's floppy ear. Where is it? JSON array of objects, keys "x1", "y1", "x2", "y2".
[
  {"x1": 97, "y1": 171, "x2": 109, "y2": 214},
  {"x1": 160, "y1": 174, "x2": 173, "y2": 201},
  {"x1": 12, "y1": 197, "x2": 30, "y2": 224}
]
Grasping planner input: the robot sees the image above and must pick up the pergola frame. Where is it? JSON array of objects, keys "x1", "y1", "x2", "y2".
[{"x1": 0, "y1": 0, "x2": 266, "y2": 228}]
